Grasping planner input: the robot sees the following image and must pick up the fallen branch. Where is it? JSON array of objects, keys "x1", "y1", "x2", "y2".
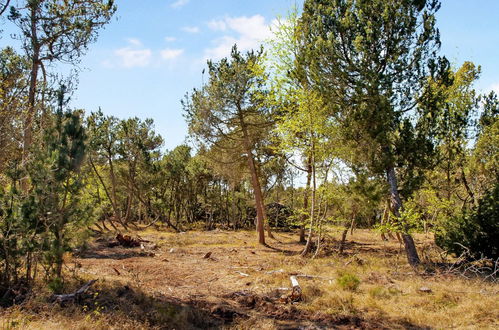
[
  {"x1": 51, "y1": 280, "x2": 97, "y2": 304},
  {"x1": 295, "y1": 274, "x2": 332, "y2": 280},
  {"x1": 235, "y1": 271, "x2": 249, "y2": 277}
]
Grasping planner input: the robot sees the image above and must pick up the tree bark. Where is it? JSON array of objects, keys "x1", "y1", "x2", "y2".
[{"x1": 386, "y1": 166, "x2": 420, "y2": 267}]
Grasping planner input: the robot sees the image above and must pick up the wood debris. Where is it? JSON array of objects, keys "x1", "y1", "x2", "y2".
[
  {"x1": 281, "y1": 276, "x2": 302, "y2": 303},
  {"x1": 235, "y1": 271, "x2": 250, "y2": 277},
  {"x1": 107, "y1": 234, "x2": 141, "y2": 248},
  {"x1": 51, "y1": 280, "x2": 97, "y2": 305},
  {"x1": 419, "y1": 286, "x2": 432, "y2": 293}
]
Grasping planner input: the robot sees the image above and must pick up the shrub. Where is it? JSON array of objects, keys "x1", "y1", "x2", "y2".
[
  {"x1": 337, "y1": 272, "x2": 360, "y2": 291},
  {"x1": 435, "y1": 183, "x2": 499, "y2": 260}
]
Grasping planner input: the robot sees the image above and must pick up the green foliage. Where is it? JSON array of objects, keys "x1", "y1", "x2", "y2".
[
  {"x1": 435, "y1": 182, "x2": 499, "y2": 260},
  {"x1": 48, "y1": 276, "x2": 64, "y2": 294},
  {"x1": 0, "y1": 166, "x2": 36, "y2": 291},
  {"x1": 8, "y1": 0, "x2": 116, "y2": 64},
  {"x1": 29, "y1": 98, "x2": 89, "y2": 279},
  {"x1": 375, "y1": 202, "x2": 422, "y2": 235},
  {"x1": 0, "y1": 95, "x2": 89, "y2": 298},
  {"x1": 337, "y1": 272, "x2": 361, "y2": 291},
  {"x1": 0, "y1": 47, "x2": 27, "y2": 171},
  {"x1": 184, "y1": 45, "x2": 271, "y2": 153},
  {"x1": 299, "y1": 0, "x2": 442, "y2": 177}
]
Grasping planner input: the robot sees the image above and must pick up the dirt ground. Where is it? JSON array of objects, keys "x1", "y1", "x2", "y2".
[{"x1": 1, "y1": 228, "x2": 498, "y2": 329}]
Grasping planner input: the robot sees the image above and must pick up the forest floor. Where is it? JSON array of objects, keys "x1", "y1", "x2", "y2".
[{"x1": 1, "y1": 227, "x2": 498, "y2": 329}]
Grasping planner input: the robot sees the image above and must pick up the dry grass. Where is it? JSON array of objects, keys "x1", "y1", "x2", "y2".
[{"x1": 1, "y1": 227, "x2": 498, "y2": 329}]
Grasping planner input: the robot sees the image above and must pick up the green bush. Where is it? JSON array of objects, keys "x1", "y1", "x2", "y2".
[
  {"x1": 435, "y1": 183, "x2": 499, "y2": 260},
  {"x1": 337, "y1": 273, "x2": 360, "y2": 291}
]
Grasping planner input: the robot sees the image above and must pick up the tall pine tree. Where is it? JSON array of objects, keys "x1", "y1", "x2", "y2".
[{"x1": 299, "y1": 0, "x2": 443, "y2": 266}]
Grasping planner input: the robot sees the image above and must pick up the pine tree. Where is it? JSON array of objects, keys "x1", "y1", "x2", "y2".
[
  {"x1": 299, "y1": 0, "x2": 443, "y2": 266},
  {"x1": 29, "y1": 85, "x2": 88, "y2": 283},
  {"x1": 184, "y1": 46, "x2": 274, "y2": 244}
]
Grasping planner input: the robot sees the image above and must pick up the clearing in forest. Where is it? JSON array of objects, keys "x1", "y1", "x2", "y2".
[{"x1": 1, "y1": 228, "x2": 498, "y2": 329}]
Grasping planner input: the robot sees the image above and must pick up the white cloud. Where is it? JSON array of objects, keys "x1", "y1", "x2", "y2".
[
  {"x1": 164, "y1": 36, "x2": 176, "y2": 42},
  {"x1": 171, "y1": 0, "x2": 189, "y2": 9},
  {"x1": 491, "y1": 83, "x2": 499, "y2": 95},
  {"x1": 225, "y1": 15, "x2": 273, "y2": 41},
  {"x1": 115, "y1": 48, "x2": 152, "y2": 68},
  {"x1": 160, "y1": 48, "x2": 184, "y2": 60},
  {"x1": 112, "y1": 39, "x2": 152, "y2": 68},
  {"x1": 203, "y1": 15, "x2": 273, "y2": 61},
  {"x1": 126, "y1": 38, "x2": 142, "y2": 47},
  {"x1": 207, "y1": 19, "x2": 227, "y2": 31},
  {"x1": 182, "y1": 26, "x2": 200, "y2": 33}
]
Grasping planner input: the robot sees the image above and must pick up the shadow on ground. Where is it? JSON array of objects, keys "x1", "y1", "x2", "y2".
[
  {"x1": 53, "y1": 280, "x2": 236, "y2": 329},
  {"x1": 47, "y1": 280, "x2": 432, "y2": 330}
]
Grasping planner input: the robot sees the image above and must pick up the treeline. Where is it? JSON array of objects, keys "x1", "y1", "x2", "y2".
[{"x1": 0, "y1": 0, "x2": 497, "y2": 303}]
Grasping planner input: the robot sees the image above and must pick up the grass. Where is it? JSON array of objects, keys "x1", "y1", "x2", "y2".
[{"x1": 0, "y1": 227, "x2": 498, "y2": 329}]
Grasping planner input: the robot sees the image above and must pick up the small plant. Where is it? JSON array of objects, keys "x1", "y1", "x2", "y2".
[
  {"x1": 368, "y1": 286, "x2": 401, "y2": 299},
  {"x1": 368, "y1": 286, "x2": 388, "y2": 299},
  {"x1": 337, "y1": 272, "x2": 360, "y2": 291},
  {"x1": 48, "y1": 277, "x2": 64, "y2": 294}
]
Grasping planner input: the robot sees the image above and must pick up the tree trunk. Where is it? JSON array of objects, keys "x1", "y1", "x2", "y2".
[
  {"x1": 238, "y1": 116, "x2": 266, "y2": 245},
  {"x1": 339, "y1": 227, "x2": 348, "y2": 254},
  {"x1": 380, "y1": 204, "x2": 388, "y2": 241},
  {"x1": 107, "y1": 153, "x2": 128, "y2": 229},
  {"x1": 301, "y1": 152, "x2": 316, "y2": 256},
  {"x1": 349, "y1": 216, "x2": 355, "y2": 235},
  {"x1": 386, "y1": 166, "x2": 420, "y2": 267},
  {"x1": 21, "y1": 5, "x2": 40, "y2": 191},
  {"x1": 461, "y1": 167, "x2": 476, "y2": 207},
  {"x1": 300, "y1": 156, "x2": 312, "y2": 243}
]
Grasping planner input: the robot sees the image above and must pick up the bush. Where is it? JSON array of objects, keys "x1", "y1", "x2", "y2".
[
  {"x1": 435, "y1": 183, "x2": 499, "y2": 260},
  {"x1": 337, "y1": 272, "x2": 360, "y2": 291}
]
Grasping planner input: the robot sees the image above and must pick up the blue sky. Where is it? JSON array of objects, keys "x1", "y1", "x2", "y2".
[
  {"x1": 71, "y1": 0, "x2": 297, "y2": 150},
  {"x1": 2, "y1": 1, "x2": 499, "y2": 151}
]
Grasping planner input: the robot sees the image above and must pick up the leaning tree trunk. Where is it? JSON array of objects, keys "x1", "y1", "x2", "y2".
[
  {"x1": 386, "y1": 166, "x2": 420, "y2": 267},
  {"x1": 239, "y1": 118, "x2": 266, "y2": 245}
]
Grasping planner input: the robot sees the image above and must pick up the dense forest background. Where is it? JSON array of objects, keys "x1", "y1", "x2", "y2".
[{"x1": 0, "y1": 0, "x2": 497, "y2": 306}]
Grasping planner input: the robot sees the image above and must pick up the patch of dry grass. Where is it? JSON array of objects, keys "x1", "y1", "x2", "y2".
[{"x1": 1, "y1": 227, "x2": 498, "y2": 329}]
